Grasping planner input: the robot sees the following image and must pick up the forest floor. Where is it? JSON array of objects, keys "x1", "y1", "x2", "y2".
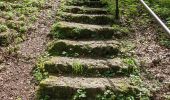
[
  {"x1": 134, "y1": 25, "x2": 170, "y2": 99},
  {"x1": 0, "y1": 0, "x2": 59, "y2": 99},
  {"x1": 0, "y1": 0, "x2": 169, "y2": 100}
]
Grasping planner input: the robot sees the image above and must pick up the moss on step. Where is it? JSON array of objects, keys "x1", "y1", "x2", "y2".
[
  {"x1": 48, "y1": 40, "x2": 120, "y2": 57},
  {"x1": 57, "y1": 11, "x2": 114, "y2": 25},
  {"x1": 61, "y1": 6, "x2": 108, "y2": 14},
  {"x1": 51, "y1": 21, "x2": 129, "y2": 39},
  {"x1": 37, "y1": 76, "x2": 139, "y2": 100},
  {"x1": 43, "y1": 57, "x2": 128, "y2": 76},
  {"x1": 65, "y1": 0, "x2": 107, "y2": 8}
]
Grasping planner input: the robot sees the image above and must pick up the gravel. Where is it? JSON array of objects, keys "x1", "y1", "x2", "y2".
[{"x1": 0, "y1": 0, "x2": 59, "y2": 99}]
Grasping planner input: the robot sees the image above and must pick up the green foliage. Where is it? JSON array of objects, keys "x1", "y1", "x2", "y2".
[
  {"x1": 0, "y1": 24, "x2": 7, "y2": 32},
  {"x1": 33, "y1": 67, "x2": 48, "y2": 82},
  {"x1": 73, "y1": 88, "x2": 87, "y2": 100},
  {"x1": 130, "y1": 75, "x2": 150, "y2": 100},
  {"x1": 123, "y1": 58, "x2": 140, "y2": 76},
  {"x1": 112, "y1": 25, "x2": 130, "y2": 34},
  {"x1": 96, "y1": 89, "x2": 142, "y2": 100},
  {"x1": 102, "y1": 0, "x2": 138, "y2": 18},
  {"x1": 0, "y1": 0, "x2": 45, "y2": 46},
  {"x1": 39, "y1": 95, "x2": 50, "y2": 100},
  {"x1": 97, "y1": 80, "x2": 150, "y2": 100},
  {"x1": 5, "y1": 45, "x2": 19, "y2": 55},
  {"x1": 33, "y1": 54, "x2": 49, "y2": 83},
  {"x1": 147, "y1": 0, "x2": 170, "y2": 48},
  {"x1": 97, "y1": 90, "x2": 115, "y2": 100},
  {"x1": 72, "y1": 62, "x2": 84, "y2": 75},
  {"x1": 160, "y1": 39, "x2": 170, "y2": 48}
]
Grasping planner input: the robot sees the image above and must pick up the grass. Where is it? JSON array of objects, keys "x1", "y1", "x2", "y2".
[
  {"x1": 146, "y1": 0, "x2": 170, "y2": 48},
  {"x1": 0, "y1": 0, "x2": 45, "y2": 46},
  {"x1": 0, "y1": 24, "x2": 8, "y2": 32},
  {"x1": 72, "y1": 62, "x2": 84, "y2": 75},
  {"x1": 33, "y1": 53, "x2": 49, "y2": 83}
]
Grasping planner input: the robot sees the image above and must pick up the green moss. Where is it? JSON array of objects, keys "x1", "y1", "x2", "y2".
[
  {"x1": 122, "y1": 58, "x2": 140, "y2": 76},
  {"x1": 33, "y1": 53, "x2": 50, "y2": 83},
  {"x1": 72, "y1": 62, "x2": 84, "y2": 75},
  {"x1": 96, "y1": 85, "x2": 149, "y2": 100},
  {"x1": 48, "y1": 41, "x2": 120, "y2": 57},
  {"x1": 58, "y1": 11, "x2": 114, "y2": 25},
  {"x1": 5, "y1": 11, "x2": 14, "y2": 20},
  {"x1": 0, "y1": 34, "x2": 10, "y2": 46},
  {"x1": 61, "y1": 6, "x2": 108, "y2": 14},
  {"x1": 0, "y1": 31, "x2": 17, "y2": 46},
  {"x1": 51, "y1": 22, "x2": 129, "y2": 39},
  {"x1": 0, "y1": 24, "x2": 8, "y2": 33}
]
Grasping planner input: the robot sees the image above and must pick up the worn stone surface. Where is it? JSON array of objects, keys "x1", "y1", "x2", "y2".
[
  {"x1": 62, "y1": 6, "x2": 108, "y2": 14},
  {"x1": 58, "y1": 12, "x2": 114, "y2": 25},
  {"x1": 37, "y1": 0, "x2": 135, "y2": 99},
  {"x1": 44, "y1": 57, "x2": 127, "y2": 75},
  {"x1": 52, "y1": 21, "x2": 128, "y2": 39},
  {"x1": 65, "y1": 0, "x2": 107, "y2": 8},
  {"x1": 39, "y1": 76, "x2": 136, "y2": 99},
  {"x1": 48, "y1": 39, "x2": 121, "y2": 57}
]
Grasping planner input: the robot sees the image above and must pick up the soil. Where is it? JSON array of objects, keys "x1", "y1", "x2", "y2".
[
  {"x1": 0, "y1": 0, "x2": 59, "y2": 99},
  {"x1": 134, "y1": 25, "x2": 170, "y2": 100}
]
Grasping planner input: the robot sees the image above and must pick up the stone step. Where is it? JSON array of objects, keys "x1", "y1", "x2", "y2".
[
  {"x1": 38, "y1": 76, "x2": 138, "y2": 99},
  {"x1": 65, "y1": 0, "x2": 106, "y2": 8},
  {"x1": 51, "y1": 21, "x2": 129, "y2": 39},
  {"x1": 61, "y1": 6, "x2": 108, "y2": 14},
  {"x1": 48, "y1": 40, "x2": 121, "y2": 57},
  {"x1": 44, "y1": 57, "x2": 128, "y2": 76},
  {"x1": 57, "y1": 12, "x2": 114, "y2": 25}
]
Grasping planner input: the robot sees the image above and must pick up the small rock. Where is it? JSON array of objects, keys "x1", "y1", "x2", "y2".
[{"x1": 0, "y1": 64, "x2": 6, "y2": 72}]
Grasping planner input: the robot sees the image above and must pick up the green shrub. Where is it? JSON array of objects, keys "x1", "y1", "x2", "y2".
[{"x1": 0, "y1": 24, "x2": 8, "y2": 33}]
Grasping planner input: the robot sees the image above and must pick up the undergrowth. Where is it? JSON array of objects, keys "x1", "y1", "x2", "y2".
[
  {"x1": 33, "y1": 53, "x2": 49, "y2": 84},
  {"x1": 0, "y1": 0, "x2": 45, "y2": 46}
]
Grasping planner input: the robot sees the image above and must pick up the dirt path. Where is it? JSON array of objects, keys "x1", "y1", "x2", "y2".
[
  {"x1": 134, "y1": 26, "x2": 170, "y2": 99},
  {"x1": 0, "y1": 0, "x2": 59, "y2": 99}
]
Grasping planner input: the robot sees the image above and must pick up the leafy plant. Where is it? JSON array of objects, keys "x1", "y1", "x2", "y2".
[
  {"x1": 123, "y1": 58, "x2": 140, "y2": 76},
  {"x1": 72, "y1": 62, "x2": 84, "y2": 75},
  {"x1": 73, "y1": 88, "x2": 87, "y2": 100},
  {"x1": 0, "y1": 24, "x2": 7, "y2": 33},
  {"x1": 97, "y1": 90, "x2": 115, "y2": 100},
  {"x1": 33, "y1": 54, "x2": 49, "y2": 83}
]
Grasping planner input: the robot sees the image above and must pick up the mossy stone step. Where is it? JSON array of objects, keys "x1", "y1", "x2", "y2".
[
  {"x1": 61, "y1": 6, "x2": 108, "y2": 14},
  {"x1": 44, "y1": 57, "x2": 128, "y2": 76},
  {"x1": 48, "y1": 40, "x2": 120, "y2": 57},
  {"x1": 65, "y1": 1, "x2": 106, "y2": 8},
  {"x1": 38, "y1": 76, "x2": 138, "y2": 99},
  {"x1": 51, "y1": 21, "x2": 129, "y2": 39},
  {"x1": 57, "y1": 12, "x2": 114, "y2": 25}
]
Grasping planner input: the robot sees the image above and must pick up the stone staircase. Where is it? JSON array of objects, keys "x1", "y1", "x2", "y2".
[{"x1": 37, "y1": 0, "x2": 138, "y2": 99}]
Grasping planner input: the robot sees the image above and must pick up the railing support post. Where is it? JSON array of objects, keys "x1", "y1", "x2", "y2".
[{"x1": 115, "y1": 0, "x2": 119, "y2": 20}]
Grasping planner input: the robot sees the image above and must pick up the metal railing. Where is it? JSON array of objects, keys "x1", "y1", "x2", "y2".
[
  {"x1": 139, "y1": 0, "x2": 170, "y2": 35},
  {"x1": 115, "y1": 0, "x2": 170, "y2": 35},
  {"x1": 115, "y1": 0, "x2": 119, "y2": 20}
]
